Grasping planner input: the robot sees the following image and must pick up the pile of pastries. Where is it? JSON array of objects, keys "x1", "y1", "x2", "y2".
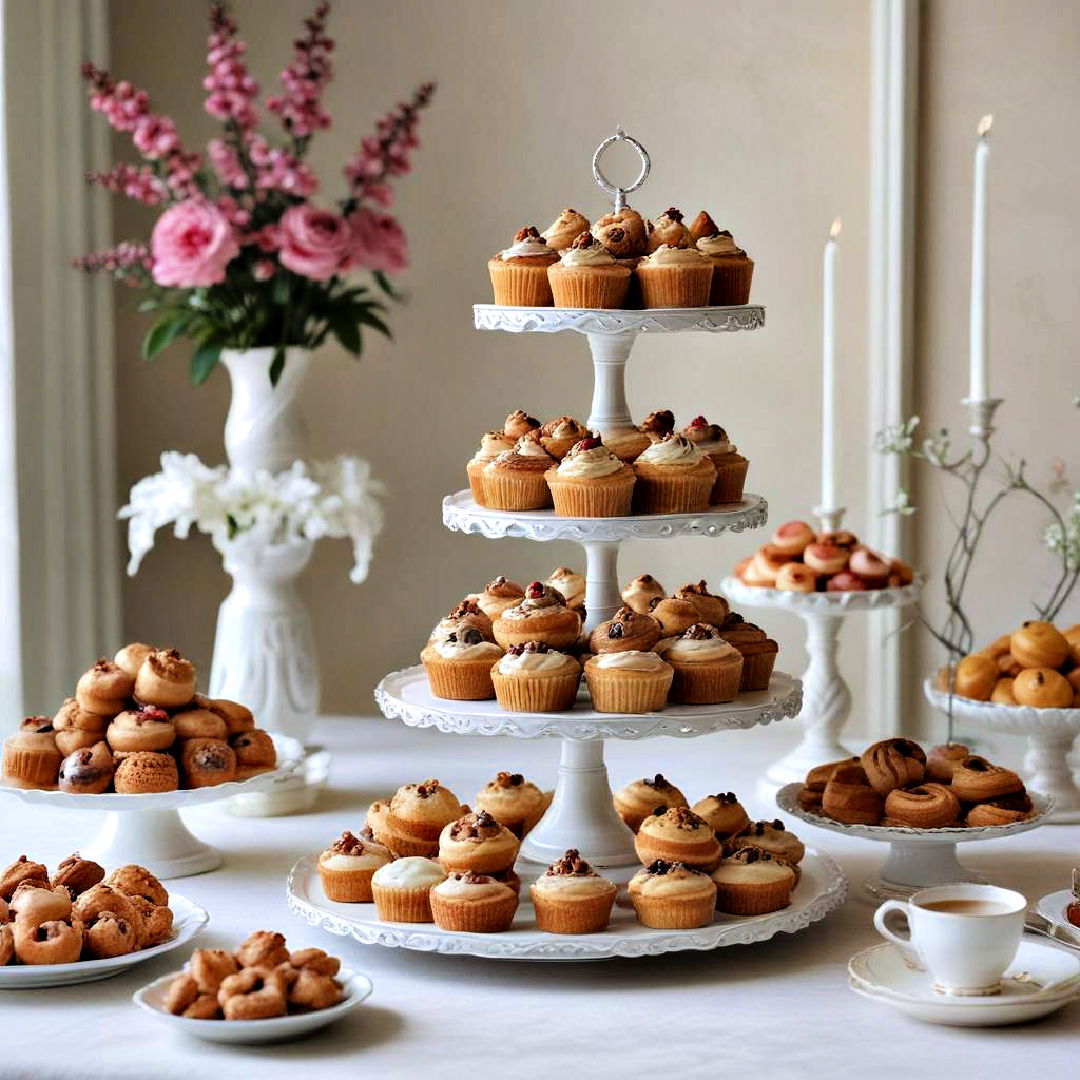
[
  {"x1": 315, "y1": 771, "x2": 802, "y2": 933},
  {"x1": 1, "y1": 644, "x2": 276, "y2": 794},
  {"x1": 734, "y1": 520, "x2": 914, "y2": 592},
  {"x1": 795, "y1": 738, "x2": 1037, "y2": 829},
  {"x1": 468, "y1": 408, "x2": 749, "y2": 515},
  {"x1": 488, "y1": 207, "x2": 752, "y2": 310},
  {"x1": 420, "y1": 570, "x2": 779, "y2": 712},
  {"x1": 943, "y1": 620, "x2": 1080, "y2": 709},
  {"x1": 164, "y1": 933, "x2": 343, "y2": 1021},
  {"x1": 1, "y1": 855, "x2": 172, "y2": 965}
]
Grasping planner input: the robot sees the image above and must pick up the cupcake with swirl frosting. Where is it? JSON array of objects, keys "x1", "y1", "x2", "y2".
[
  {"x1": 482, "y1": 433, "x2": 556, "y2": 511},
  {"x1": 711, "y1": 847, "x2": 795, "y2": 915},
  {"x1": 549, "y1": 232, "x2": 631, "y2": 309},
  {"x1": 681, "y1": 415, "x2": 749, "y2": 504},
  {"x1": 696, "y1": 228, "x2": 754, "y2": 305},
  {"x1": 646, "y1": 207, "x2": 691, "y2": 252},
  {"x1": 318, "y1": 830, "x2": 393, "y2": 903},
  {"x1": 490, "y1": 642, "x2": 581, "y2": 713},
  {"x1": 543, "y1": 566, "x2": 585, "y2": 612},
  {"x1": 488, "y1": 226, "x2": 558, "y2": 306},
  {"x1": 492, "y1": 583, "x2": 582, "y2": 652},
  {"x1": 428, "y1": 598, "x2": 494, "y2": 645},
  {"x1": 588, "y1": 605, "x2": 661, "y2": 655},
  {"x1": 635, "y1": 244, "x2": 713, "y2": 308},
  {"x1": 539, "y1": 416, "x2": 589, "y2": 461},
  {"x1": 466, "y1": 430, "x2": 516, "y2": 504},
  {"x1": 421, "y1": 628, "x2": 503, "y2": 701},
  {"x1": 545, "y1": 435, "x2": 636, "y2": 518},
  {"x1": 531, "y1": 849, "x2": 617, "y2": 934},
  {"x1": 656, "y1": 624, "x2": 744, "y2": 704},
  {"x1": 584, "y1": 650, "x2": 673, "y2": 714},
  {"x1": 716, "y1": 613, "x2": 779, "y2": 692},
  {"x1": 468, "y1": 576, "x2": 525, "y2": 620},
  {"x1": 631, "y1": 434, "x2": 716, "y2": 515},
  {"x1": 541, "y1": 208, "x2": 591, "y2": 251},
  {"x1": 629, "y1": 860, "x2": 717, "y2": 929}
]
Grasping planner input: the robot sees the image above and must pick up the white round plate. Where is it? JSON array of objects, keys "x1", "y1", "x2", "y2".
[
  {"x1": 1036, "y1": 889, "x2": 1080, "y2": 941},
  {"x1": 375, "y1": 665, "x2": 802, "y2": 740},
  {"x1": 134, "y1": 966, "x2": 373, "y2": 1044},
  {"x1": 848, "y1": 940, "x2": 1080, "y2": 1026},
  {"x1": 923, "y1": 682, "x2": 1080, "y2": 736},
  {"x1": 443, "y1": 489, "x2": 768, "y2": 543},
  {"x1": 0, "y1": 893, "x2": 208, "y2": 989},
  {"x1": 0, "y1": 734, "x2": 304, "y2": 811},
  {"x1": 473, "y1": 304, "x2": 765, "y2": 335},
  {"x1": 776, "y1": 784, "x2": 1053, "y2": 845},
  {"x1": 722, "y1": 576, "x2": 923, "y2": 614},
  {"x1": 287, "y1": 850, "x2": 845, "y2": 962}
]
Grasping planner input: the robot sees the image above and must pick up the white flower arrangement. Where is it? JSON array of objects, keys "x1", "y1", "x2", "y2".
[{"x1": 120, "y1": 451, "x2": 384, "y2": 583}]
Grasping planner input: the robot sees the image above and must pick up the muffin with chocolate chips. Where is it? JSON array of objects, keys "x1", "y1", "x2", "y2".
[
  {"x1": 711, "y1": 847, "x2": 796, "y2": 915},
  {"x1": 628, "y1": 860, "x2": 717, "y2": 929},
  {"x1": 635, "y1": 806, "x2": 723, "y2": 871},
  {"x1": 613, "y1": 774, "x2": 689, "y2": 832}
]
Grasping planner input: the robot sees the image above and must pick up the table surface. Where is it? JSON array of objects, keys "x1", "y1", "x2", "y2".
[{"x1": 2, "y1": 716, "x2": 1077, "y2": 1080}]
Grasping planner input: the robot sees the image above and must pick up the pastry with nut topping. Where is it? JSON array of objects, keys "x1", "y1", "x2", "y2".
[
  {"x1": 383, "y1": 779, "x2": 464, "y2": 858},
  {"x1": 549, "y1": 232, "x2": 632, "y2": 309},
  {"x1": 543, "y1": 566, "x2": 585, "y2": 613},
  {"x1": 428, "y1": 598, "x2": 495, "y2": 644},
  {"x1": 726, "y1": 819, "x2": 805, "y2": 868},
  {"x1": 467, "y1": 576, "x2": 525, "y2": 621},
  {"x1": 475, "y1": 771, "x2": 547, "y2": 837},
  {"x1": 318, "y1": 830, "x2": 393, "y2": 903},
  {"x1": 430, "y1": 871, "x2": 519, "y2": 933},
  {"x1": 584, "y1": 650, "x2": 673, "y2": 714},
  {"x1": 438, "y1": 810, "x2": 520, "y2": 875},
  {"x1": 715, "y1": 613, "x2": 779, "y2": 692},
  {"x1": 482, "y1": 433, "x2": 556, "y2": 511},
  {"x1": 492, "y1": 582, "x2": 582, "y2": 652},
  {"x1": 620, "y1": 573, "x2": 666, "y2": 615},
  {"x1": 488, "y1": 226, "x2": 558, "y2": 306},
  {"x1": 531, "y1": 849, "x2": 617, "y2": 934},
  {"x1": 646, "y1": 207, "x2": 691, "y2": 252},
  {"x1": 691, "y1": 792, "x2": 751, "y2": 840},
  {"x1": 538, "y1": 416, "x2": 589, "y2": 461},
  {"x1": 613, "y1": 774, "x2": 688, "y2": 832},
  {"x1": 421, "y1": 627, "x2": 503, "y2": 701},
  {"x1": 544, "y1": 435, "x2": 636, "y2": 518},
  {"x1": 631, "y1": 433, "x2": 717, "y2": 515},
  {"x1": 628, "y1": 860, "x2": 717, "y2": 929},
  {"x1": 634, "y1": 806, "x2": 723, "y2": 871},
  {"x1": 589, "y1": 606, "x2": 661, "y2": 655},
  {"x1": 541, "y1": 207, "x2": 591, "y2": 252},
  {"x1": 711, "y1": 847, "x2": 795, "y2": 915},
  {"x1": 673, "y1": 580, "x2": 730, "y2": 627},
  {"x1": 491, "y1": 642, "x2": 582, "y2": 713}
]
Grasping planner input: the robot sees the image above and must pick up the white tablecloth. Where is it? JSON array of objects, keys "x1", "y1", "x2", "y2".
[{"x1": 2, "y1": 716, "x2": 1076, "y2": 1080}]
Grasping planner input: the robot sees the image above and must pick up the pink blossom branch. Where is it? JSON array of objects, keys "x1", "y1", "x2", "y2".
[
  {"x1": 86, "y1": 163, "x2": 167, "y2": 206},
  {"x1": 266, "y1": 2, "x2": 334, "y2": 142},
  {"x1": 71, "y1": 242, "x2": 154, "y2": 287},
  {"x1": 204, "y1": 3, "x2": 259, "y2": 133}
]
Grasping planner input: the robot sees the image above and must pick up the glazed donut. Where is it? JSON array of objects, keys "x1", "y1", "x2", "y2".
[
  {"x1": 648, "y1": 597, "x2": 700, "y2": 638},
  {"x1": 952, "y1": 653, "x2": 999, "y2": 701},
  {"x1": 190, "y1": 947, "x2": 240, "y2": 994},
  {"x1": 949, "y1": 756, "x2": 1024, "y2": 802},
  {"x1": 218, "y1": 968, "x2": 289, "y2": 1020},
  {"x1": 235, "y1": 929, "x2": 291, "y2": 970},
  {"x1": 740, "y1": 553, "x2": 776, "y2": 587},
  {"x1": 1010, "y1": 621, "x2": 1069, "y2": 670},
  {"x1": 673, "y1": 581, "x2": 729, "y2": 626},
  {"x1": 588, "y1": 606, "x2": 661, "y2": 654},
  {"x1": 991, "y1": 678, "x2": 1018, "y2": 705},
  {"x1": 170, "y1": 707, "x2": 227, "y2": 742},
  {"x1": 83, "y1": 909, "x2": 139, "y2": 958},
  {"x1": 127, "y1": 894, "x2": 173, "y2": 947},
  {"x1": 0, "y1": 923, "x2": 12, "y2": 965},
  {"x1": 105, "y1": 864, "x2": 169, "y2": 907},
  {"x1": 288, "y1": 968, "x2": 342, "y2": 1011},
  {"x1": 770, "y1": 520, "x2": 815, "y2": 556},
  {"x1": 75, "y1": 660, "x2": 134, "y2": 717},
  {"x1": 803, "y1": 543, "x2": 849, "y2": 575},
  {"x1": 755, "y1": 545, "x2": 797, "y2": 575},
  {"x1": 775, "y1": 562, "x2": 817, "y2": 593},
  {"x1": 925, "y1": 743, "x2": 970, "y2": 783},
  {"x1": 114, "y1": 643, "x2": 155, "y2": 680},
  {"x1": 165, "y1": 973, "x2": 200, "y2": 1015},
  {"x1": 9, "y1": 884, "x2": 72, "y2": 926},
  {"x1": 848, "y1": 549, "x2": 890, "y2": 588},
  {"x1": 1012, "y1": 668, "x2": 1074, "y2": 709},
  {"x1": 0, "y1": 857, "x2": 49, "y2": 901},
  {"x1": 134, "y1": 648, "x2": 196, "y2": 709},
  {"x1": 965, "y1": 803, "x2": 1029, "y2": 827},
  {"x1": 826, "y1": 571, "x2": 867, "y2": 592},
  {"x1": 620, "y1": 574, "x2": 666, "y2": 615},
  {"x1": 822, "y1": 765, "x2": 883, "y2": 825},
  {"x1": 860, "y1": 738, "x2": 927, "y2": 796},
  {"x1": 13, "y1": 917, "x2": 83, "y2": 965},
  {"x1": 883, "y1": 784, "x2": 961, "y2": 828}
]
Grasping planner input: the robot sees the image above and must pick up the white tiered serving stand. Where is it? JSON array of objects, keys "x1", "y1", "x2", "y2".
[
  {"x1": 0, "y1": 733, "x2": 302, "y2": 878},
  {"x1": 724, "y1": 572, "x2": 922, "y2": 798},
  {"x1": 924, "y1": 680, "x2": 1080, "y2": 824}
]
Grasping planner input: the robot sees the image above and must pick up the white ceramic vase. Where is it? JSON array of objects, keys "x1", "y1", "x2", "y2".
[{"x1": 209, "y1": 347, "x2": 319, "y2": 745}]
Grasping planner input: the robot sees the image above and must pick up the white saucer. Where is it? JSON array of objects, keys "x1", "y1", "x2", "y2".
[
  {"x1": 134, "y1": 966, "x2": 373, "y2": 1044},
  {"x1": 1036, "y1": 889, "x2": 1080, "y2": 942},
  {"x1": 848, "y1": 940, "x2": 1080, "y2": 1026}
]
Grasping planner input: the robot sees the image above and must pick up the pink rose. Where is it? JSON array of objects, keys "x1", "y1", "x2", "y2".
[
  {"x1": 150, "y1": 199, "x2": 239, "y2": 287},
  {"x1": 277, "y1": 204, "x2": 355, "y2": 280},
  {"x1": 349, "y1": 208, "x2": 408, "y2": 274}
]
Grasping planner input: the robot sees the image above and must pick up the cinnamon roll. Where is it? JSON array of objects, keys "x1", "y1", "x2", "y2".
[
  {"x1": 822, "y1": 765, "x2": 883, "y2": 825},
  {"x1": 883, "y1": 783, "x2": 961, "y2": 828},
  {"x1": 860, "y1": 738, "x2": 927, "y2": 796},
  {"x1": 949, "y1": 756, "x2": 1024, "y2": 802}
]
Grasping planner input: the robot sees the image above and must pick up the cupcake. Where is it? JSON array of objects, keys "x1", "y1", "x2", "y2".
[
  {"x1": 646, "y1": 208, "x2": 691, "y2": 252},
  {"x1": 657, "y1": 625, "x2": 744, "y2": 705},
  {"x1": 680, "y1": 416, "x2": 749, "y2": 504},
  {"x1": 482, "y1": 434, "x2": 556, "y2": 511},
  {"x1": 588, "y1": 606, "x2": 661, "y2": 654},
  {"x1": 488, "y1": 226, "x2": 559, "y2": 306},
  {"x1": 421, "y1": 628, "x2": 503, "y2": 701},
  {"x1": 549, "y1": 232, "x2": 632, "y2": 309},
  {"x1": 716, "y1": 614, "x2": 779, "y2": 692},
  {"x1": 543, "y1": 566, "x2": 585, "y2": 613},
  {"x1": 620, "y1": 574, "x2": 665, "y2": 615},
  {"x1": 631, "y1": 434, "x2": 716, "y2": 515},
  {"x1": 530, "y1": 849, "x2": 617, "y2": 934},
  {"x1": 541, "y1": 208, "x2": 591, "y2": 252},
  {"x1": 726, "y1": 819, "x2": 805, "y2": 868},
  {"x1": 475, "y1": 772, "x2": 547, "y2": 837},
  {"x1": 428, "y1": 598, "x2": 494, "y2": 645},
  {"x1": 429, "y1": 872, "x2": 518, "y2": 932},
  {"x1": 468, "y1": 576, "x2": 525, "y2": 621},
  {"x1": 613, "y1": 774, "x2": 688, "y2": 833},
  {"x1": 113, "y1": 751, "x2": 178, "y2": 794},
  {"x1": 438, "y1": 810, "x2": 520, "y2": 874},
  {"x1": 58, "y1": 742, "x2": 115, "y2": 794},
  {"x1": 687, "y1": 210, "x2": 720, "y2": 245},
  {"x1": 383, "y1": 779, "x2": 464, "y2": 858},
  {"x1": 584, "y1": 651, "x2": 673, "y2": 714},
  {"x1": 672, "y1": 581, "x2": 730, "y2": 626},
  {"x1": 503, "y1": 408, "x2": 541, "y2": 439},
  {"x1": 545, "y1": 436, "x2": 636, "y2": 518},
  {"x1": 76, "y1": 660, "x2": 134, "y2": 717},
  {"x1": 318, "y1": 830, "x2": 393, "y2": 903},
  {"x1": 491, "y1": 642, "x2": 581, "y2": 713},
  {"x1": 634, "y1": 806, "x2": 723, "y2": 871},
  {"x1": 640, "y1": 409, "x2": 676, "y2": 444},
  {"x1": 602, "y1": 425, "x2": 651, "y2": 463},
  {"x1": 371, "y1": 856, "x2": 446, "y2": 923},
  {"x1": 696, "y1": 228, "x2": 754, "y2": 305},
  {"x1": 691, "y1": 792, "x2": 751, "y2": 840},
  {"x1": 649, "y1": 597, "x2": 700, "y2": 639},
  {"x1": 538, "y1": 417, "x2": 589, "y2": 461},
  {"x1": 492, "y1": 583, "x2": 582, "y2": 651},
  {"x1": 51, "y1": 699, "x2": 108, "y2": 757},
  {"x1": 711, "y1": 848, "x2": 795, "y2": 915},
  {"x1": 634, "y1": 245, "x2": 713, "y2": 308},
  {"x1": 628, "y1": 860, "x2": 716, "y2": 929},
  {"x1": 2, "y1": 718, "x2": 62, "y2": 790},
  {"x1": 466, "y1": 431, "x2": 516, "y2": 504}
]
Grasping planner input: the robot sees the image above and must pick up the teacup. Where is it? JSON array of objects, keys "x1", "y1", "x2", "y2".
[{"x1": 873, "y1": 883, "x2": 1026, "y2": 996}]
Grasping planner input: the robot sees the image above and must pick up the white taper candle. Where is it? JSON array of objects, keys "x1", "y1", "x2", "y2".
[
  {"x1": 969, "y1": 114, "x2": 993, "y2": 401},
  {"x1": 821, "y1": 217, "x2": 841, "y2": 511}
]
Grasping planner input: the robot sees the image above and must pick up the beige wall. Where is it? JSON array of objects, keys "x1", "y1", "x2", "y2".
[
  {"x1": 109, "y1": 0, "x2": 873, "y2": 717},
  {"x1": 908, "y1": 0, "x2": 1080, "y2": 737}
]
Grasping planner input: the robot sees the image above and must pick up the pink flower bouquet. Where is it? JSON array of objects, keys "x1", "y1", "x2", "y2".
[{"x1": 74, "y1": 2, "x2": 434, "y2": 385}]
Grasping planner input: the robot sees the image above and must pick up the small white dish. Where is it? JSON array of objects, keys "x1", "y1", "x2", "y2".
[
  {"x1": 134, "y1": 966, "x2": 373, "y2": 1044},
  {"x1": 1036, "y1": 889, "x2": 1080, "y2": 942},
  {"x1": 0, "y1": 893, "x2": 208, "y2": 989},
  {"x1": 848, "y1": 940, "x2": 1080, "y2": 1026}
]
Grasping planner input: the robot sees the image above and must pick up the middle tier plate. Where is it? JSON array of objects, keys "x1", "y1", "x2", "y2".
[
  {"x1": 443, "y1": 489, "x2": 768, "y2": 542},
  {"x1": 375, "y1": 665, "x2": 802, "y2": 740}
]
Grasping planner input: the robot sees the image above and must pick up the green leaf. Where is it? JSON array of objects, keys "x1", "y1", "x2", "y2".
[
  {"x1": 355, "y1": 307, "x2": 392, "y2": 339},
  {"x1": 328, "y1": 310, "x2": 362, "y2": 356},
  {"x1": 272, "y1": 274, "x2": 291, "y2": 307},
  {"x1": 142, "y1": 312, "x2": 190, "y2": 361},
  {"x1": 137, "y1": 299, "x2": 161, "y2": 313},
  {"x1": 373, "y1": 270, "x2": 400, "y2": 300},
  {"x1": 269, "y1": 345, "x2": 286, "y2": 386},
  {"x1": 190, "y1": 343, "x2": 222, "y2": 386}
]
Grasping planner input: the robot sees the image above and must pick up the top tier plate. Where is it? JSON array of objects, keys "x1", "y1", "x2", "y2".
[{"x1": 473, "y1": 304, "x2": 765, "y2": 335}]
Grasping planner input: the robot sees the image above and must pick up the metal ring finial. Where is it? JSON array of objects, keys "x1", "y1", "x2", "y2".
[{"x1": 592, "y1": 128, "x2": 650, "y2": 212}]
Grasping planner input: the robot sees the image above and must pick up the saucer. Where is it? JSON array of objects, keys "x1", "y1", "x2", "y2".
[
  {"x1": 1036, "y1": 889, "x2": 1080, "y2": 942},
  {"x1": 848, "y1": 940, "x2": 1080, "y2": 1026}
]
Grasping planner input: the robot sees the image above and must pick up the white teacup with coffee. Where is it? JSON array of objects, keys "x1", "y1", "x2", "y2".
[{"x1": 873, "y1": 883, "x2": 1026, "y2": 996}]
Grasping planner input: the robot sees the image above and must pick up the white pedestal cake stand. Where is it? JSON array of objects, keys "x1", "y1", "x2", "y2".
[
  {"x1": 0, "y1": 734, "x2": 303, "y2": 878},
  {"x1": 924, "y1": 680, "x2": 1080, "y2": 824},
  {"x1": 723, "y1": 577, "x2": 922, "y2": 796},
  {"x1": 777, "y1": 783, "x2": 1052, "y2": 903}
]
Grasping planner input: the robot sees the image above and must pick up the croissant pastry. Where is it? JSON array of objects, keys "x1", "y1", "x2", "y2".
[
  {"x1": 860, "y1": 738, "x2": 926, "y2": 795},
  {"x1": 883, "y1": 783, "x2": 961, "y2": 828}
]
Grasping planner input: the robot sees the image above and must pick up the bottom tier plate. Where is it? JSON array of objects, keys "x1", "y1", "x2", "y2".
[{"x1": 286, "y1": 850, "x2": 846, "y2": 962}]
